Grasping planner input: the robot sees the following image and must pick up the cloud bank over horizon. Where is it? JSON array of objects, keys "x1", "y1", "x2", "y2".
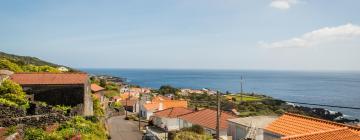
[{"x1": 259, "y1": 23, "x2": 360, "y2": 48}]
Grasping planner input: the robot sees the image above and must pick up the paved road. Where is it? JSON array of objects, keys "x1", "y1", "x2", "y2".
[{"x1": 107, "y1": 115, "x2": 143, "y2": 140}]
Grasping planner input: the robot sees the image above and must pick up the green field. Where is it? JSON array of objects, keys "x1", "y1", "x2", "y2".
[{"x1": 226, "y1": 94, "x2": 264, "y2": 102}]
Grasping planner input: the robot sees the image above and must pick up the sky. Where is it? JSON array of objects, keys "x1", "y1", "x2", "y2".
[{"x1": 1, "y1": 0, "x2": 360, "y2": 71}]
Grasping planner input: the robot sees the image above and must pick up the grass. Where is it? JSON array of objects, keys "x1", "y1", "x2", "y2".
[{"x1": 226, "y1": 94, "x2": 264, "y2": 102}]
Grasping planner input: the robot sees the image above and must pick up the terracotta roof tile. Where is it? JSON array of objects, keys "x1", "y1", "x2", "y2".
[
  {"x1": 281, "y1": 127, "x2": 360, "y2": 140},
  {"x1": 143, "y1": 100, "x2": 188, "y2": 111},
  {"x1": 154, "y1": 107, "x2": 193, "y2": 118},
  {"x1": 178, "y1": 109, "x2": 236, "y2": 130},
  {"x1": 91, "y1": 84, "x2": 105, "y2": 92},
  {"x1": 10, "y1": 73, "x2": 88, "y2": 85},
  {"x1": 265, "y1": 113, "x2": 360, "y2": 139}
]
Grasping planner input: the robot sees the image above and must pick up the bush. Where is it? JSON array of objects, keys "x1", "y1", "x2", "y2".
[
  {"x1": 52, "y1": 105, "x2": 71, "y2": 114},
  {"x1": 0, "y1": 59, "x2": 23, "y2": 72},
  {"x1": 24, "y1": 127, "x2": 48, "y2": 140},
  {"x1": 57, "y1": 116, "x2": 107, "y2": 140},
  {"x1": 0, "y1": 79, "x2": 29, "y2": 109},
  {"x1": 93, "y1": 97, "x2": 104, "y2": 117},
  {"x1": 5, "y1": 126, "x2": 17, "y2": 136},
  {"x1": 174, "y1": 131, "x2": 212, "y2": 140},
  {"x1": 104, "y1": 90, "x2": 119, "y2": 98},
  {"x1": 181, "y1": 125, "x2": 205, "y2": 134}
]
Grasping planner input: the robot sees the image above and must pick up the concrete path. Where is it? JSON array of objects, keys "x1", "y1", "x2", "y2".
[{"x1": 107, "y1": 115, "x2": 143, "y2": 140}]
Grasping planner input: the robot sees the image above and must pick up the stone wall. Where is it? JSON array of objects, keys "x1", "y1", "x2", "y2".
[
  {"x1": 0, "y1": 104, "x2": 25, "y2": 119},
  {"x1": 0, "y1": 113, "x2": 68, "y2": 127}
]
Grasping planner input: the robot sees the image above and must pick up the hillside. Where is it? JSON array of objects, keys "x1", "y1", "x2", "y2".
[
  {"x1": 0, "y1": 51, "x2": 60, "y2": 67},
  {"x1": 0, "y1": 51, "x2": 76, "y2": 72}
]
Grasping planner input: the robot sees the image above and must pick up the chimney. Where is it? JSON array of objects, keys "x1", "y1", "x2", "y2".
[{"x1": 158, "y1": 102, "x2": 164, "y2": 110}]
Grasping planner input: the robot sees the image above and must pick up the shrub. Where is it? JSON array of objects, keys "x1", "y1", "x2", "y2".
[
  {"x1": 174, "y1": 131, "x2": 212, "y2": 140},
  {"x1": 93, "y1": 97, "x2": 104, "y2": 117},
  {"x1": 52, "y1": 105, "x2": 71, "y2": 114},
  {"x1": 24, "y1": 127, "x2": 47, "y2": 140},
  {"x1": 104, "y1": 90, "x2": 119, "y2": 98},
  {"x1": 0, "y1": 59, "x2": 23, "y2": 72},
  {"x1": 4, "y1": 126, "x2": 17, "y2": 136},
  {"x1": 57, "y1": 116, "x2": 107, "y2": 140},
  {"x1": 0, "y1": 79, "x2": 29, "y2": 109},
  {"x1": 181, "y1": 125, "x2": 205, "y2": 134}
]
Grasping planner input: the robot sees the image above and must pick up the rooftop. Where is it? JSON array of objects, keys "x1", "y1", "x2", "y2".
[
  {"x1": 143, "y1": 100, "x2": 188, "y2": 111},
  {"x1": 178, "y1": 109, "x2": 236, "y2": 130},
  {"x1": 228, "y1": 116, "x2": 278, "y2": 129},
  {"x1": 265, "y1": 113, "x2": 360, "y2": 139},
  {"x1": 153, "y1": 107, "x2": 193, "y2": 118},
  {"x1": 10, "y1": 72, "x2": 88, "y2": 85},
  {"x1": 281, "y1": 127, "x2": 360, "y2": 140},
  {"x1": 91, "y1": 84, "x2": 105, "y2": 92}
]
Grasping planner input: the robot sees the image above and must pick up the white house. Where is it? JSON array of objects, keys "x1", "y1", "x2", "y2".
[
  {"x1": 227, "y1": 116, "x2": 277, "y2": 140},
  {"x1": 178, "y1": 109, "x2": 237, "y2": 140},
  {"x1": 152, "y1": 107, "x2": 193, "y2": 131}
]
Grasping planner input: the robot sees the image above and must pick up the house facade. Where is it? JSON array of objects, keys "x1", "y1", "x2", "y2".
[
  {"x1": 141, "y1": 97, "x2": 188, "y2": 120},
  {"x1": 10, "y1": 72, "x2": 93, "y2": 116},
  {"x1": 227, "y1": 116, "x2": 277, "y2": 140},
  {"x1": 152, "y1": 107, "x2": 193, "y2": 131},
  {"x1": 178, "y1": 109, "x2": 237, "y2": 140}
]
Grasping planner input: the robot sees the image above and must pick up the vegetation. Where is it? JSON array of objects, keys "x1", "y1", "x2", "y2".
[
  {"x1": 93, "y1": 97, "x2": 105, "y2": 117},
  {"x1": 104, "y1": 90, "x2": 119, "y2": 98},
  {"x1": 52, "y1": 105, "x2": 72, "y2": 114},
  {"x1": 169, "y1": 125, "x2": 212, "y2": 140},
  {"x1": 105, "y1": 83, "x2": 119, "y2": 91},
  {"x1": 0, "y1": 51, "x2": 59, "y2": 67},
  {"x1": 0, "y1": 79, "x2": 29, "y2": 109},
  {"x1": 157, "y1": 85, "x2": 180, "y2": 95},
  {"x1": 24, "y1": 116, "x2": 107, "y2": 140},
  {"x1": 4, "y1": 126, "x2": 17, "y2": 136},
  {"x1": 0, "y1": 58, "x2": 60, "y2": 72}
]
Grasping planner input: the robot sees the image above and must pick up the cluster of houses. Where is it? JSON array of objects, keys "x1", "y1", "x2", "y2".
[{"x1": 2, "y1": 70, "x2": 360, "y2": 140}]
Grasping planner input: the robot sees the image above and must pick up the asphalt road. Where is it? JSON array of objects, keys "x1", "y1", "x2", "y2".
[{"x1": 107, "y1": 115, "x2": 143, "y2": 140}]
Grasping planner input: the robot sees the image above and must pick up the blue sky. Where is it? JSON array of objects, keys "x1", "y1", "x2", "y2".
[{"x1": 1, "y1": 0, "x2": 360, "y2": 71}]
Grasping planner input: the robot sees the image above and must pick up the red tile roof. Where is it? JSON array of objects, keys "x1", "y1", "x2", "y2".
[
  {"x1": 143, "y1": 100, "x2": 188, "y2": 111},
  {"x1": 265, "y1": 113, "x2": 360, "y2": 139},
  {"x1": 153, "y1": 107, "x2": 193, "y2": 118},
  {"x1": 10, "y1": 73, "x2": 88, "y2": 85},
  {"x1": 281, "y1": 127, "x2": 360, "y2": 140},
  {"x1": 91, "y1": 84, "x2": 105, "y2": 92},
  {"x1": 178, "y1": 109, "x2": 236, "y2": 130},
  {"x1": 265, "y1": 113, "x2": 360, "y2": 136}
]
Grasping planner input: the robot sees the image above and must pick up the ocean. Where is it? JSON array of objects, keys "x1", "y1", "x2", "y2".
[{"x1": 82, "y1": 69, "x2": 360, "y2": 118}]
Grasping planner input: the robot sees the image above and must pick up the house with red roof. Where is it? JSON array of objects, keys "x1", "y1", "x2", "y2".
[
  {"x1": 152, "y1": 107, "x2": 193, "y2": 131},
  {"x1": 140, "y1": 96, "x2": 188, "y2": 120},
  {"x1": 263, "y1": 113, "x2": 360, "y2": 140},
  {"x1": 91, "y1": 84, "x2": 108, "y2": 110},
  {"x1": 178, "y1": 108, "x2": 237, "y2": 140},
  {"x1": 9, "y1": 72, "x2": 93, "y2": 116}
]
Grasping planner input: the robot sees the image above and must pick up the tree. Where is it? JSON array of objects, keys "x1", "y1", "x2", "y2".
[
  {"x1": 158, "y1": 85, "x2": 180, "y2": 95},
  {"x1": 0, "y1": 79, "x2": 29, "y2": 109},
  {"x1": 99, "y1": 79, "x2": 107, "y2": 87}
]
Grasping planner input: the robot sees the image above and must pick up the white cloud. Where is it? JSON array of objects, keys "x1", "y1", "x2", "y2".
[
  {"x1": 259, "y1": 23, "x2": 360, "y2": 48},
  {"x1": 269, "y1": 0, "x2": 298, "y2": 10}
]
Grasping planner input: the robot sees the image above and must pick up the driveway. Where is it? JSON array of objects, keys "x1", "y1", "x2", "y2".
[{"x1": 107, "y1": 115, "x2": 143, "y2": 140}]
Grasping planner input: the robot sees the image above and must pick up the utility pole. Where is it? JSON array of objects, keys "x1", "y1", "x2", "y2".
[
  {"x1": 240, "y1": 76, "x2": 243, "y2": 102},
  {"x1": 138, "y1": 94, "x2": 142, "y2": 131},
  {"x1": 216, "y1": 91, "x2": 220, "y2": 140}
]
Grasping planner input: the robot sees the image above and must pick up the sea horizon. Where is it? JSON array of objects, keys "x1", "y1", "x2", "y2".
[{"x1": 82, "y1": 68, "x2": 360, "y2": 118}]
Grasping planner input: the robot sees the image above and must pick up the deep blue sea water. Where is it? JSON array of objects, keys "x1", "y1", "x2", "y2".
[{"x1": 82, "y1": 69, "x2": 360, "y2": 118}]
